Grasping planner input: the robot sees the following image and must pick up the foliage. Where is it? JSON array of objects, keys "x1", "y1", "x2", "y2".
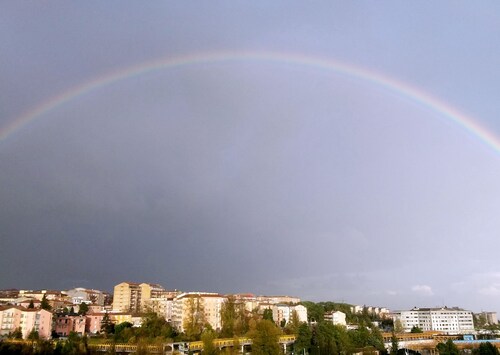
[
  {"x1": 393, "y1": 319, "x2": 404, "y2": 333},
  {"x1": 8, "y1": 327, "x2": 23, "y2": 339},
  {"x1": 313, "y1": 322, "x2": 352, "y2": 355},
  {"x1": 294, "y1": 323, "x2": 312, "y2": 354},
  {"x1": 300, "y1": 301, "x2": 324, "y2": 323},
  {"x1": 183, "y1": 296, "x2": 207, "y2": 340},
  {"x1": 113, "y1": 321, "x2": 134, "y2": 342},
  {"x1": 248, "y1": 319, "x2": 282, "y2": 355},
  {"x1": 285, "y1": 310, "x2": 301, "y2": 335},
  {"x1": 262, "y1": 309, "x2": 274, "y2": 322},
  {"x1": 472, "y1": 342, "x2": 500, "y2": 355},
  {"x1": 436, "y1": 339, "x2": 460, "y2": 355},
  {"x1": 201, "y1": 329, "x2": 219, "y2": 355},
  {"x1": 27, "y1": 329, "x2": 40, "y2": 340},
  {"x1": 390, "y1": 332, "x2": 399, "y2": 355},
  {"x1": 101, "y1": 313, "x2": 115, "y2": 336},
  {"x1": 40, "y1": 294, "x2": 52, "y2": 311},
  {"x1": 77, "y1": 303, "x2": 89, "y2": 316},
  {"x1": 137, "y1": 312, "x2": 177, "y2": 341},
  {"x1": 28, "y1": 299, "x2": 35, "y2": 309},
  {"x1": 410, "y1": 325, "x2": 423, "y2": 333},
  {"x1": 220, "y1": 296, "x2": 248, "y2": 338}
]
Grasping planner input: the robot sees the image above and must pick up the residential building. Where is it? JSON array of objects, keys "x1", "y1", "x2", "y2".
[
  {"x1": 86, "y1": 313, "x2": 104, "y2": 335},
  {"x1": 112, "y1": 282, "x2": 165, "y2": 312},
  {"x1": 172, "y1": 292, "x2": 226, "y2": 332},
  {"x1": 393, "y1": 307, "x2": 474, "y2": 334},
  {"x1": 325, "y1": 311, "x2": 347, "y2": 326},
  {"x1": 55, "y1": 315, "x2": 86, "y2": 337},
  {"x1": 256, "y1": 295, "x2": 301, "y2": 305},
  {"x1": 65, "y1": 288, "x2": 105, "y2": 306},
  {"x1": 475, "y1": 311, "x2": 498, "y2": 325},
  {"x1": 270, "y1": 304, "x2": 308, "y2": 326},
  {"x1": 0, "y1": 305, "x2": 52, "y2": 339}
]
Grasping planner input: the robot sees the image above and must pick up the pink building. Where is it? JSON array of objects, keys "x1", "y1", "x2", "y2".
[
  {"x1": 55, "y1": 315, "x2": 86, "y2": 337},
  {"x1": 85, "y1": 313, "x2": 104, "y2": 334},
  {"x1": 0, "y1": 305, "x2": 52, "y2": 339}
]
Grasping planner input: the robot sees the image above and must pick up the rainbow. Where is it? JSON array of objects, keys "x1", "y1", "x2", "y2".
[{"x1": 2, "y1": 50, "x2": 499, "y2": 153}]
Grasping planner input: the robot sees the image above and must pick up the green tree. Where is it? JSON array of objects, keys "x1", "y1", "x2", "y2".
[
  {"x1": 220, "y1": 296, "x2": 237, "y2": 338},
  {"x1": 138, "y1": 312, "x2": 177, "y2": 341},
  {"x1": 40, "y1": 294, "x2": 51, "y2": 311},
  {"x1": 201, "y1": 329, "x2": 219, "y2": 355},
  {"x1": 300, "y1": 301, "x2": 324, "y2": 323},
  {"x1": 436, "y1": 339, "x2": 460, "y2": 355},
  {"x1": 390, "y1": 332, "x2": 399, "y2": 355},
  {"x1": 28, "y1": 299, "x2": 35, "y2": 309},
  {"x1": 113, "y1": 321, "x2": 134, "y2": 342},
  {"x1": 8, "y1": 327, "x2": 23, "y2": 339},
  {"x1": 27, "y1": 329, "x2": 39, "y2": 341},
  {"x1": 78, "y1": 302, "x2": 89, "y2": 316},
  {"x1": 410, "y1": 325, "x2": 423, "y2": 333},
  {"x1": 316, "y1": 322, "x2": 352, "y2": 355},
  {"x1": 394, "y1": 319, "x2": 404, "y2": 333},
  {"x1": 294, "y1": 323, "x2": 312, "y2": 355},
  {"x1": 183, "y1": 296, "x2": 206, "y2": 340},
  {"x1": 262, "y1": 309, "x2": 274, "y2": 322},
  {"x1": 285, "y1": 310, "x2": 301, "y2": 334},
  {"x1": 368, "y1": 325, "x2": 385, "y2": 351},
  {"x1": 101, "y1": 312, "x2": 115, "y2": 336},
  {"x1": 473, "y1": 342, "x2": 500, "y2": 355},
  {"x1": 249, "y1": 319, "x2": 282, "y2": 355}
]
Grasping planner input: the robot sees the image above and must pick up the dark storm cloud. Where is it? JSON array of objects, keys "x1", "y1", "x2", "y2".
[{"x1": 2, "y1": 2, "x2": 500, "y2": 314}]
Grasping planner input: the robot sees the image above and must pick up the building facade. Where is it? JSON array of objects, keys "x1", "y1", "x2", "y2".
[
  {"x1": 325, "y1": 311, "x2": 347, "y2": 326},
  {"x1": 112, "y1": 282, "x2": 165, "y2": 312},
  {"x1": 394, "y1": 307, "x2": 474, "y2": 333},
  {"x1": 172, "y1": 292, "x2": 226, "y2": 332},
  {"x1": 65, "y1": 288, "x2": 105, "y2": 306},
  {"x1": 0, "y1": 306, "x2": 52, "y2": 339}
]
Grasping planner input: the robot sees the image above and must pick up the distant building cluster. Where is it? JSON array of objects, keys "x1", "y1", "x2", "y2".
[
  {"x1": 0, "y1": 283, "x2": 307, "y2": 339},
  {"x1": 0, "y1": 283, "x2": 495, "y2": 340}
]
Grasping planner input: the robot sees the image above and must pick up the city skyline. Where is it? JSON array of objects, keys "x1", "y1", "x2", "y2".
[{"x1": 2, "y1": 2, "x2": 500, "y2": 315}]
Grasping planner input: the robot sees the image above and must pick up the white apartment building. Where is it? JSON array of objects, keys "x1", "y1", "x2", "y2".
[
  {"x1": 325, "y1": 311, "x2": 347, "y2": 326},
  {"x1": 259, "y1": 304, "x2": 307, "y2": 326},
  {"x1": 65, "y1": 287, "x2": 105, "y2": 305},
  {"x1": 394, "y1": 307, "x2": 474, "y2": 334}
]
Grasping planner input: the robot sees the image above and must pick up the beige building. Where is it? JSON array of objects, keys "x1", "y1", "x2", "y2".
[
  {"x1": 256, "y1": 295, "x2": 301, "y2": 305},
  {"x1": 112, "y1": 282, "x2": 165, "y2": 312},
  {"x1": 172, "y1": 292, "x2": 227, "y2": 332}
]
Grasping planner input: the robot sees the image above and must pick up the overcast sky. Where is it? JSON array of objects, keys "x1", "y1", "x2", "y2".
[{"x1": 2, "y1": 2, "x2": 500, "y2": 313}]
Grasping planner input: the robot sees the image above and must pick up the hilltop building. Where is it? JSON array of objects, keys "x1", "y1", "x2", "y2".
[
  {"x1": 65, "y1": 287, "x2": 105, "y2": 306},
  {"x1": 325, "y1": 310, "x2": 347, "y2": 326}
]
